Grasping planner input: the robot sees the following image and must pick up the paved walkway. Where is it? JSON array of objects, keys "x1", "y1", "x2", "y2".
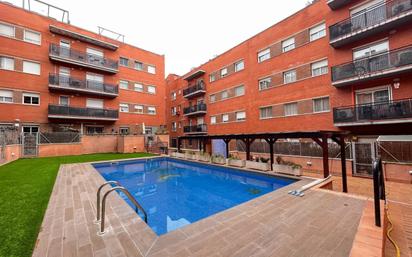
[{"x1": 32, "y1": 161, "x2": 366, "y2": 257}]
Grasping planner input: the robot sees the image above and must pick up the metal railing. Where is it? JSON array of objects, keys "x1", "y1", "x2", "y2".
[
  {"x1": 183, "y1": 81, "x2": 206, "y2": 97},
  {"x1": 49, "y1": 74, "x2": 118, "y2": 95},
  {"x1": 48, "y1": 104, "x2": 119, "y2": 119},
  {"x1": 49, "y1": 44, "x2": 118, "y2": 71},
  {"x1": 333, "y1": 98, "x2": 412, "y2": 124},
  {"x1": 95, "y1": 181, "x2": 147, "y2": 235},
  {"x1": 331, "y1": 45, "x2": 412, "y2": 82},
  {"x1": 183, "y1": 124, "x2": 207, "y2": 133},
  {"x1": 183, "y1": 103, "x2": 207, "y2": 115},
  {"x1": 372, "y1": 158, "x2": 385, "y2": 227},
  {"x1": 330, "y1": 0, "x2": 412, "y2": 41}
]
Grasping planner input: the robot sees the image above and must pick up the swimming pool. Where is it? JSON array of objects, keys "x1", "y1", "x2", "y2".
[{"x1": 93, "y1": 157, "x2": 297, "y2": 235}]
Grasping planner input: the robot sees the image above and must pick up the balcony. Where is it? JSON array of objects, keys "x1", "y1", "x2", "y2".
[
  {"x1": 183, "y1": 81, "x2": 206, "y2": 98},
  {"x1": 183, "y1": 124, "x2": 207, "y2": 134},
  {"x1": 329, "y1": 0, "x2": 412, "y2": 48},
  {"x1": 49, "y1": 44, "x2": 119, "y2": 73},
  {"x1": 333, "y1": 98, "x2": 412, "y2": 126},
  {"x1": 48, "y1": 105, "x2": 119, "y2": 121},
  {"x1": 48, "y1": 74, "x2": 118, "y2": 98},
  {"x1": 331, "y1": 45, "x2": 412, "y2": 87},
  {"x1": 183, "y1": 103, "x2": 207, "y2": 116},
  {"x1": 327, "y1": 0, "x2": 352, "y2": 10}
]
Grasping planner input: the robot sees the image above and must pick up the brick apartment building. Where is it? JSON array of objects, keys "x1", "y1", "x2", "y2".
[
  {"x1": 166, "y1": 0, "x2": 412, "y2": 174},
  {"x1": 0, "y1": 1, "x2": 165, "y2": 135}
]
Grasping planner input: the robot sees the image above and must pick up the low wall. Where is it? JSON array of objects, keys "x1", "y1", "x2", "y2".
[
  {"x1": 0, "y1": 144, "x2": 21, "y2": 165},
  {"x1": 383, "y1": 162, "x2": 412, "y2": 184},
  {"x1": 117, "y1": 136, "x2": 145, "y2": 153}
]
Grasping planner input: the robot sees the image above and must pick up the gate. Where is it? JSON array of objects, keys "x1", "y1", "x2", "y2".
[
  {"x1": 352, "y1": 141, "x2": 376, "y2": 177},
  {"x1": 22, "y1": 132, "x2": 39, "y2": 157}
]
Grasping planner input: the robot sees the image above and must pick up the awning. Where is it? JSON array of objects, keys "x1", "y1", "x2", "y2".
[{"x1": 377, "y1": 135, "x2": 412, "y2": 142}]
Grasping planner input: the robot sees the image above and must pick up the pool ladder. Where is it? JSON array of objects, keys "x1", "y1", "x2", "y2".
[{"x1": 95, "y1": 181, "x2": 148, "y2": 235}]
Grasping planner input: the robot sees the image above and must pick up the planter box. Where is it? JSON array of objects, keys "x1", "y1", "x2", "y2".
[
  {"x1": 198, "y1": 155, "x2": 211, "y2": 162},
  {"x1": 175, "y1": 152, "x2": 185, "y2": 159},
  {"x1": 185, "y1": 153, "x2": 197, "y2": 160},
  {"x1": 272, "y1": 164, "x2": 302, "y2": 176},
  {"x1": 227, "y1": 159, "x2": 245, "y2": 168},
  {"x1": 212, "y1": 158, "x2": 226, "y2": 165},
  {"x1": 245, "y1": 161, "x2": 270, "y2": 171}
]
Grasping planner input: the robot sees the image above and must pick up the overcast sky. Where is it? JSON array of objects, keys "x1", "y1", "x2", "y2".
[{"x1": 9, "y1": 0, "x2": 308, "y2": 76}]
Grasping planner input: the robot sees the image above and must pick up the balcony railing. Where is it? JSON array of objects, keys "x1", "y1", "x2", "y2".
[
  {"x1": 49, "y1": 44, "x2": 118, "y2": 73},
  {"x1": 331, "y1": 45, "x2": 412, "y2": 86},
  {"x1": 183, "y1": 103, "x2": 207, "y2": 116},
  {"x1": 49, "y1": 74, "x2": 118, "y2": 96},
  {"x1": 183, "y1": 81, "x2": 206, "y2": 98},
  {"x1": 48, "y1": 105, "x2": 119, "y2": 120},
  {"x1": 330, "y1": 0, "x2": 412, "y2": 46},
  {"x1": 183, "y1": 124, "x2": 207, "y2": 134},
  {"x1": 333, "y1": 98, "x2": 412, "y2": 125}
]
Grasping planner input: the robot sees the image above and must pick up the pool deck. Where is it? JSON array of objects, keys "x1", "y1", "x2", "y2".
[{"x1": 32, "y1": 159, "x2": 366, "y2": 257}]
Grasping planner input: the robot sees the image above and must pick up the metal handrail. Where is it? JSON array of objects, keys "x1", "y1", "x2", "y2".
[
  {"x1": 95, "y1": 181, "x2": 121, "y2": 223},
  {"x1": 372, "y1": 158, "x2": 386, "y2": 227},
  {"x1": 99, "y1": 186, "x2": 148, "y2": 235}
]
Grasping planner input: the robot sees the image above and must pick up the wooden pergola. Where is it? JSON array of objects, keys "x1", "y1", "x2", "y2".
[{"x1": 178, "y1": 130, "x2": 349, "y2": 193}]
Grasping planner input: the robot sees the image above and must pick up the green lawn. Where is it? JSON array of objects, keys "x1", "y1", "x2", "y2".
[{"x1": 0, "y1": 152, "x2": 155, "y2": 257}]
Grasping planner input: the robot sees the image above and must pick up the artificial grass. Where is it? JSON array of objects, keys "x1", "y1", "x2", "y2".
[{"x1": 0, "y1": 152, "x2": 154, "y2": 257}]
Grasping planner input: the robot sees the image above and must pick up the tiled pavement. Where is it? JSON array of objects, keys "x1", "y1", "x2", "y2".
[{"x1": 32, "y1": 160, "x2": 366, "y2": 257}]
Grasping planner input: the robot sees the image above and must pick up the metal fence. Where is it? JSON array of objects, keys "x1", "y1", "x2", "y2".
[
  {"x1": 39, "y1": 132, "x2": 80, "y2": 144},
  {"x1": 378, "y1": 141, "x2": 412, "y2": 163}
]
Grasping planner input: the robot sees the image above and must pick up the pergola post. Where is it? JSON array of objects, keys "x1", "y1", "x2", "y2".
[
  {"x1": 198, "y1": 139, "x2": 202, "y2": 152},
  {"x1": 242, "y1": 138, "x2": 254, "y2": 161},
  {"x1": 313, "y1": 135, "x2": 329, "y2": 178},
  {"x1": 177, "y1": 138, "x2": 181, "y2": 152},
  {"x1": 332, "y1": 135, "x2": 348, "y2": 193},
  {"x1": 223, "y1": 138, "x2": 231, "y2": 158},
  {"x1": 265, "y1": 138, "x2": 277, "y2": 171}
]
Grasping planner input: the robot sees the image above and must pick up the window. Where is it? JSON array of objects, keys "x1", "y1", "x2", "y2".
[
  {"x1": 23, "y1": 126, "x2": 39, "y2": 134},
  {"x1": 0, "y1": 90, "x2": 13, "y2": 103},
  {"x1": 284, "y1": 102, "x2": 298, "y2": 116},
  {"x1": 120, "y1": 103, "x2": 129, "y2": 112},
  {"x1": 22, "y1": 61, "x2": 40, "y2": 75},
  {"x1": 135, "y1": 61, "x2": 143, "y2": 70},
  {"x1": 134, "y1": 83, "x2": 143, "y2": 92},
  {"x1": 234, "y1": 85, "x2": 245, "y2": 96},
  {"x1": 171, "y1": 92, "x2": 176, "y2": 100},
  {"x1": 259, "y1": 77, "x2": 271, "y2": 90},
  {"x1": 310, "y1": 23, "x2": 326, "y2": 41},
  {"x1": 258, "y1": 48, "x2": 271, "y2": 63},
  {"x1": 86, "y1": 126, "x2": 103, "y2": 134},
  {"x1": 119, "y1": 80, "x2": 129, "y2": 90},
  {"x1": 171, "y1": 107, "x2": 177, "y2": 116},
  {"x1": 147, "y1": 85, "x2": 156, "y2": 94},
  {"x1": 24, "y1": 30, "x2": 41, "y2": 44},
  {"x1": 311, "y1": 60, "x2": 328, "y2": 77},
  {"x1": 148, "y1": 106, "x2": 156, "y2": 115},
  {"x1": 0, "y1": 57, "x2": 14, "y2": 70},
  {"x1": 86, "y1": 48, "x2": 103, "y2": 57},
  {"x1": 210, "y1": 116, "x2": 217, "y2": 124},
  {"x1": 220, "y1": 68, "x2": 228, "y2": 77},
  {"x1": 236, "y1": 111, "x2": 246, "y2": 121},
  {"x1": 356, "y1": 86, "x2": 390, "y2": 105},
  {"x1": 222, "y1": 114, "x2": 229, "y2": 123},
  {"x1": 234, "y1": 60, "x2": 244, "y2": 72},
  {"x1": 22, "y1": 93, "x2": 40, "y2": 105},
  {"x1": 353, "y1": 41, "x2": 388, "y2": 60},
  {"x1": 171, "y1": 122, "x2": 177, "y2": 132},
  {"x1": 135, "y1": 105, "x2": 144, "y2": 113},
  {"x1": 59, "y1": 96, "x2": 69, "y2": 106},
  {"x1": 209, "y1": 73, "x2": 216, "y2": 82},
  {"x1": 282, "y1": 37, "x2": 295, "y2": 52},
  {"x1": 259, "y1": 107, "x2": 273, "y2": 119},
  {"x1": 0, "y1": 23, "x2": 14, "y2": 37},
  {"x1": 148, "y1": 65, "x2": 156, "y2": 74},
  {"x1": 119, "y1": 57, "x2": 129, "y2": 66},
  {"x1": 86, "y1": 73, "x2": 103, "y2": 83},
  {"x1": 119, "y1": 127, "x2": 129, "y2": 135},
  {"x1": 221, "y1": 90, "x2": 228, "y2": 99},
  {"x1": 59, "y1": 67, "x2": 70, "y2": 77},
  {"x1": 283, "y1": 70, "x2": 296, "y2": 84},
  {"x1": 86, "y1": 99, "x2": 103, "y2": 109},
  {"x1": 210, "y1": 94, "x2": 216, "y2": 103},
  {"x1": 313, "y1": 97, "x2": 330, "y2": 113}
]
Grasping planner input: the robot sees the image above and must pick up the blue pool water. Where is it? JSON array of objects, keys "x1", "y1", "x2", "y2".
[{"x1": 93, "y1": 157, "x2": 297, "y2": 235}]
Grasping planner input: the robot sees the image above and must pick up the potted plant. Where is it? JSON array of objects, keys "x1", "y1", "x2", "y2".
[
  {"x1": 272, "y1": 156, "x2": 302, "y2": 176},
  {"x1": 227, "y1": 154, "x2": 245, "y2": 168},
  {"x1": 198, "y1": 152, "x2": 211, "y2": 162},
  {"x1": 185, "y1": 150, "x2": 197, "y2": 160},
  {"x1": 211, "y1": 154, "x2": 226, "y2": 165},
  {"x1": 245, "y1": 156, "x2": 270, "y2": 171}
]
